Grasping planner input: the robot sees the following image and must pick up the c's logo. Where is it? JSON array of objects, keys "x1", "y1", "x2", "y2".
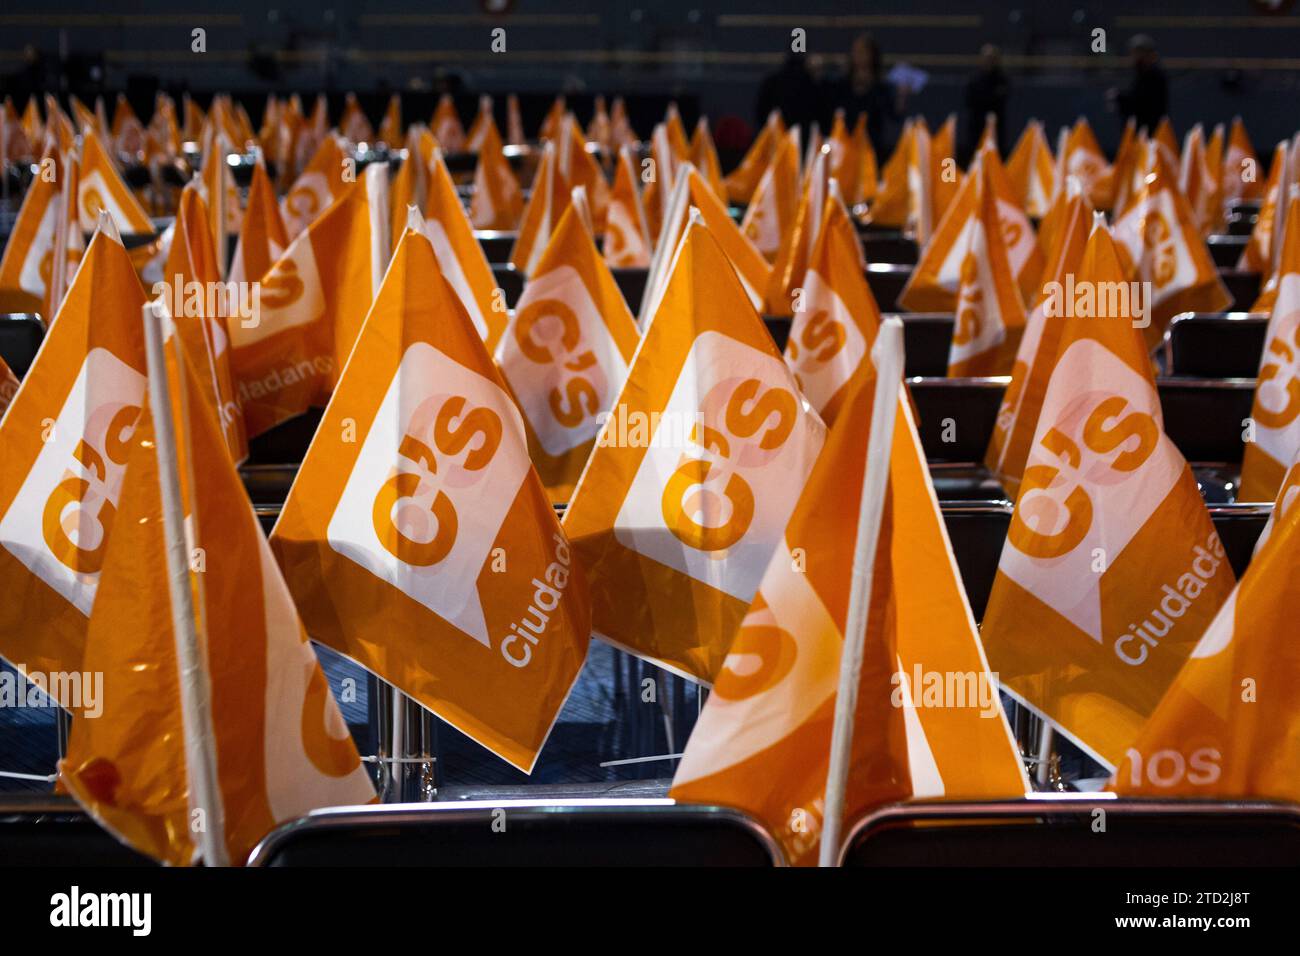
[
  {"x1": 81, "y1": 186, "x2": 106, "y2": 221},
  {"x1": 371, "y1": 395, "x2": 502, "y2": 568},
  {"x1": 260, "y1": 257, "x2": 306, "y2": 309},
  {"x1": 953, "y1": 253, "x2": 984, "y2": 347},
  {"x1": 1143, "y1": 211, "x2": 1178, "y2": 288},
  {"x1": 1009, "y1": 394, "x2": 1158, "y2": 559},
  {"x1": 661, "y1": 378, "x2": 796, "y2": 552},
  {"x1": 41, "y1": 403, "x2": 140, "y2": 574},
  {"x1": 514, "y1": 297, "x2": 605, "y2": 430},
  {"x1": 1254, "y1": 321, "x2": 1300, "y2": 430}
]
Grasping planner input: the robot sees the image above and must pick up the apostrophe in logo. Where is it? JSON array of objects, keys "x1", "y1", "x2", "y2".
[
  {"x1": 0, "y1": 349, "x2": 145, "y2": 615},
  {"x1": 496, "y1": 265, "x2": 628, "y2": 455},
  {"x1": 615, "y1": 331, "x2": 825, "y2": 601},
  {"x1": 999, "y1": 339, "x2": 1181, "y2": 641},
  {"x1": 785, "y1": 269, "x2": 867, "y2": 413},
  {"x1": 1253, "y1": 312, "x2": 1300, "y2": 431},
  {"x1": 328, "y1": 343, "x2": 530, "y2": 645}
]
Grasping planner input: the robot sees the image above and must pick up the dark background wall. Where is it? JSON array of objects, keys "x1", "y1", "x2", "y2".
[{"x1": 4, "y1": 1, "x2": 1300, "y2": 156}]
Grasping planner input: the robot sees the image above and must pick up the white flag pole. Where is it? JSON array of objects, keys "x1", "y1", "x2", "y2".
[
  {"x1": 141, "y1": 300, "x2": 230, "y2": 867},
  {"x1": 818, "y1": 317, "x2": 905, "y2": 868}
]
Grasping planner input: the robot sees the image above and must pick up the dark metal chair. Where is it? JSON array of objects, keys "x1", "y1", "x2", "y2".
[
  {"x1": 1166, "y1": 312, "x2": 1265, "y2": 378},
  {"x1": 0, "y1": 313, "x2": 45, "y2": 378},
  {"x1": 841, "y1": 796, "x2": 1300, "y2": 866},
  {"x1": 0, "y1": 794, "x2": 156, "y2": 867},
  {"x1": 248, "y1": 798, "x2": 785, "y2": 867}
]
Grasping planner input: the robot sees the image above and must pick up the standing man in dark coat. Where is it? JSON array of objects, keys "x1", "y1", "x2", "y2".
[{"x1": 1112, "y1": 34, "x2": 1169, "y2": 134}]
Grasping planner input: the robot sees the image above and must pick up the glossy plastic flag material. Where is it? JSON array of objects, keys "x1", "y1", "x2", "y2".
[
  {"x1": 495, "y1": 204, "x2": 640, "y2": 503},
  {"x1": 61, "y1": 311, "x2": 373, "y2": 866},
  {"x1": 0, "y1": 219, "x2": 147, "y2": 684},
  {"x1": 980, "y1": 224, "x2": 1236, "y2": 770},
  {"x1": 271, "y1": 221, "x2": 590, "y2": 772},
  {"x1": 227, "y1": 168, "x2": 386, "y2": 437},
  {"x1": 564, "y1": 216, "x2": 826, "y2": 683},
  {"x1": 784, "y1": 191, "x2": 879, "y2": 426},
  {"x1": 603, "y1": 145, "x2": 652, "y2": 269},
  {"x1": 672, "y1": 362, "x2": 1026, "y2": 865}
]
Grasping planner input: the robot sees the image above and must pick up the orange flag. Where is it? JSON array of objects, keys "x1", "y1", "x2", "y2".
[
  {"x1": 155, "y1": 183, "x2": 248, "y2": 464},
  {"x1": 785, "y1": 189, "x2": 879, "y2": 426},
  {"x1": 557, "y1": 115, "x2": 609, "y2": 231},
  {"x1": 229, "y1": 151, "x2": 289, "y2": 286},
  {"x1": 510, "y1": 141, "x2": 571, "y2": 276},
  {"x1": 980, "y1": 223, "x2": 1236, "y2": 770},
  {"x1": 0, "y1": 218, "x2": 146, "y2": 683},
  {"x1": 61, "y1": 306, "x2": 373, "y2": 866},
  {"x1": 1112, "y1": 150, "x2": 1231, "y2": 348},
  {"x1": 946, "y1": 169, "x2": 1028, "y2": 376},
  {"x1": 538, "y1": 96, "x2": 566, "y2": 142},
  {"x1": 642, "y1": 122, "x2": 686, "y2": 244},
  {"x1": 227, "y1": 166, "x2": 387, "y2": 438},
  {"x1": 1239, "y1": 140, "x2": 1292, "y2": 276},
  {"x1": 1179, "y1": 125, "x2": 1220, "y2": 236},
  {"x1": 1109, "y1": 455, "x2": 1300, "y2": 802},
  {"x1": 740, "y1": 129, "x2": 799, "y2": 262},
  {"x1": 985, "y1": 187, "x2": 1093, "y2": 498},
  {"x1": 564, "y1": 215, "x2": 826, "y2": 683},
  {"x1": 0, "y1": 355, "x2": 17, "y2": 418},
  {"x1": 1239, "y1": 194, "x2": 1300, "y2": 502},
  {"x1": 377, "y1": 93, "x2": 402, "y2": 146},
  {"x1": 0, "y1": 147, "x2": 77, "y2": 317},
  {"x1": 469, "y1": 119, "x2": 524, "y2": 230},
  {"x1": 424, "y1": 148, "x2": 510, "y2": 353},
  {"x1": 1251, "y1": 188, "x2": 1300, "y2": 314},
  {"x1": 868, "y1": 120, "x2": 912, "y2": 228},
  {"x1": 766, "y1": 148, "x2": 829, "y2": 316},
  {"x1": 1222, "y1": 116, "x2": 1264, "y2": 205},
  {"x1": 282, "y1": 134, "x2": 348, "y2": 238},
  {"x1": 77, "y1": 129, "x2": 153, "y2": 235},
  {"x1": 199, "y1": 127, "x2": 242, "y2": 274},
  {"x1": 603, "y1": 144, "x2": 652, "y2": 269},
  {"x1": 587, "y1": 95, "x2": 611, "y2": 150},
  {"x1": 271, "y1": 217, "x2": 590, "y2": 772},
  {"x1": 494, "y1": 202, "x2": 640, "y2": 503},
  {"x1": 506, "y1": 94, "x2": 525, "y2": 145},
  {"x1": 724, "y1": 110, "x2": 784, "y2": 203},
  {"x1": 900, "y1": 144, "x2": 1042, "y2": 312},
  {"x1": 465, "y1": 95, "x2": 495, "y2": 152},
  {"x1": 431, "y1": 94, "x2": 465, "y2": 152},
  {"x1": 1006, "y1": 119, "x2": 1056, "y2": 219},
  {"x1": 689, "y1": 117, "x2": 727, "y2": 202},
  {"x1": 1061, "y1": 117, "x2": 1114, "y2": 211},
  {"x1": 672, "y1": 354, "x2": 1026, "y2": 865},
  {"x1": 1152, "y1": 117, "x2": 1180, "y2": 169},
  {"x1": 824, "y1": 110, "x2": 875, "y2": 207},
  {"x1": 388, "y1": 127, "x2": 433, "y2": 248},
  {"x1": 339, "y1": 93, "x2": 374, "y2": 144},
  {"x1": 644, "y1": 165, "x2": 772, "y2": 324}
]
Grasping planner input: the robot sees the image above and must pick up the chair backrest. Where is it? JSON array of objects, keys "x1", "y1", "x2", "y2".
[
  {"x1": 864, "y1": 263, "x2": 911, "y2": 312},
  {"x1": 1167, "y1": 313, "x2": 1265, "y2": 379},
  {"x1": 248, "y1": 799, "x2": 784, "y2": 867},
  {"x1": 0, "y1": 314, "x2": 46, "y2": 378},
  {"x1": 0, "y1": 794, "x2": 156, "y2": 867},
  {"x1": 842, "y1": 797, "x2": 1300, "y2": 866}
]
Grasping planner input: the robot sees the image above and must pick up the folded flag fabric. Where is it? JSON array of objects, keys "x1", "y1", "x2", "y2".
[{"x1": 603, "y1": 144, "x2": 653, "y2": 269}]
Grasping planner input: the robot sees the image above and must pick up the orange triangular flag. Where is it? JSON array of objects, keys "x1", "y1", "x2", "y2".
[
  {"x1": 868, "y1": 119, "x2": 912, "y2": 228},
  {"x1": 1238, "y1": 140, "x2": 1290, "y2": 275},
  {"x1": 229, "y1": 151, "x2": 289, "y2": 285},
  {"x1": 1112, "y1": 149, "x2": 1231, "y2": 348},
  {"x1": 1006, "y1": 119, "x2": 1056, "y2": 218},
  {"x1": 642, "y1": 122, "x2": 686, "y2": 243},
  {"x1": 377, "y1": 94, "x2": 402, "y2": 145},
  {"x1": 465, "y1": 95, "x2": 494, "y2": 151},
  {"x1": 689, "y1": 117, "x2": 727, "y2": 202},
  {"x1": 1179, "y1": 125, "x2": 1220, "y2": 235},
  {"x1": 0, "y1": 355, "x2": 17, "y2": 419},
  {"x1": 1222, "y1": 116, "x2": 1264, "y2": 205},
  {"x1": 423, "y1": 148, "x2": 510, "y2": 352},
  {"x1": 1240, "y1": 192, "x2": 1300, "y2": 501},
  {"x1": 469, "y1": 120, "x2": 524, "y2": 230},
  {"x1": 227, "y1": 167, "x2": 387, "y2": 437},
  {"x1": 155, "y1": 183, "x2": 248, "y2": 463},
  {"x1": 556, "y1": 115, "x2": 609, "y2": 230},
  {"x1": 673, "y1": 345, "x2": 1026, "y2": 865},
  {"x1": 538, "y1": 96, "x2": 566, "y2": 143},
  {"x1": 724, "y1": 110, "x2": 785, "y2": 203},
  {"x1": 78, "y1": 129, "x2": 154, "y2": 234},
  {"x1": 270, "y1": 217, "x2": 590, "y2": 772},
  {"x1": 339, "y1": 93, "x2": 373, "y2": 143},
  {"x1": 603, "y1": 144, "x2": 652, "y2": 268},
  {"x1": 1062, "y1": 117, "x2": 1114, "y2": 210},
  {"x1": 0, "y1": 219, "x2": 147, "y2": 682},
  {"x1": 981, "y1": 222, "x2": 1236, "y2": 769},
  {"x1": 985, "y1": 185, "x2": 1093, "y2": 498},
  {"x1": 506, "y1": 94, "x2": 525, "y2": 145},
  {"x1": 0, "y1": 147, "x2": 75, "y2": 316},
  {"x1": 510, "y1": 141, "x2": 571, "y2": 276},
  {"x1": 1109, "y1": 458, "x2": 1300, "y2": 802},
  {"x1": 282, "y1": 134, "x2": 348, "y2": 238},
  {"x1": 740, "y1": 129, "x2": 799, "y2": 262},
  {"x1": 564, "y1": 214, "x2": 826, "y2": 682},
  {"x1": 766, "y1": 147, "x2": 829, "y2": 316},
  {"x1": 587, "y1": 95, "x2": 611, "y2": 150},
  {"x1": 493, "y1": 203, "x2": 640, "y2": 502},
  {"x1": 785, "y1": 188, "x2": 879, "y2": 425},
  {"x1": 61, "y1": 305, "x2": 373, "y2": 866},
  {"x1": 430, "y1": 94, "x2": 465, "y2": 152}
]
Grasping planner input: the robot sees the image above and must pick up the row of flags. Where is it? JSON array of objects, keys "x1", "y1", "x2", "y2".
[{"x1": 0, "y1": 93, "x2": 1298, "y2": 865}]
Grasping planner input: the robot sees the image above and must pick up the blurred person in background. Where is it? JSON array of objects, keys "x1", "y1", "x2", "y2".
[
  {"x1": 963, "y1": 43, "x2": 1009, "y2": 163},
  {"x1": 833, "y1": 33, "x2": 906, "y2": 156},
  {"x1": 1111, "y1": 34, "x2": 1168, "y2": 133},
  {"x1": 756, "y1": 52, "x2": 823, "y2": 134}
]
